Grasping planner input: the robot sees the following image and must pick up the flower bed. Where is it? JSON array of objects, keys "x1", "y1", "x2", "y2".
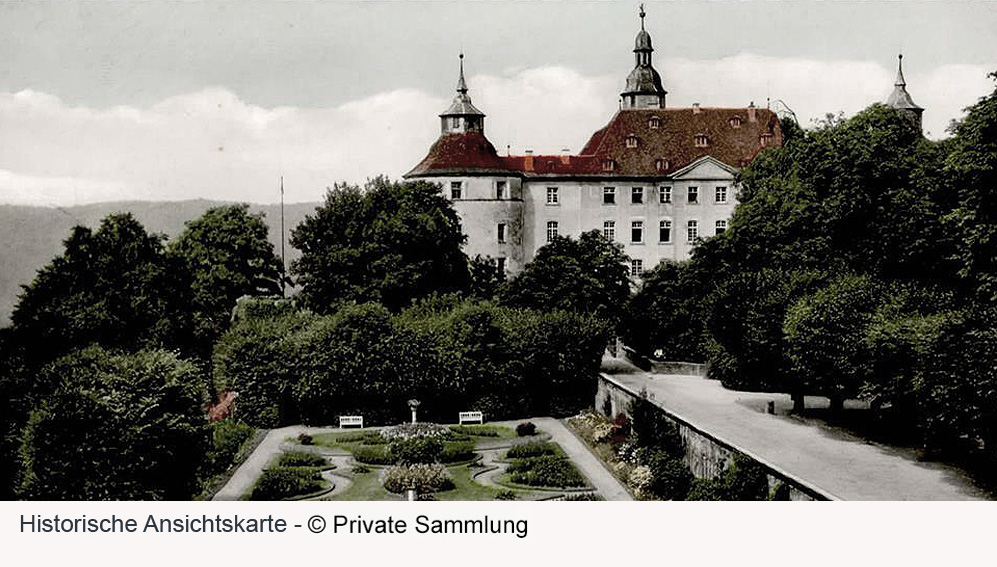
[{"x1": 382, "y1": 464, "x2": 454, "y2": 494}]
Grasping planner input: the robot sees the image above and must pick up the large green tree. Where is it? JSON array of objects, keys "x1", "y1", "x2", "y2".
[
  {"x1": 501, "y1": 230, "x2": 631, "y2": 322},
  {"x1": 168, "y1": 204, "x2": 284, "y2": 352},
  {"x1": 290, "y1": 177, "x2": 469, "y2": 312},
  {"x1": 945, "y1": 72, "x2": 997, "y2": 303},
  {"x1": 18, "y1": 347, "x2": 209, "y2": 500},
  {"x1": 9, "y1": 213, "x2": 183, "y2": 362}
]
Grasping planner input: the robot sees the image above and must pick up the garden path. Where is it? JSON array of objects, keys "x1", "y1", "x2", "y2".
[{"x1": 608, "y1": 367, "x2": 990, "y2": 500}]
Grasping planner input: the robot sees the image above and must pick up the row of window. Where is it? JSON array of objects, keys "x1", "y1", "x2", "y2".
[
  {"x1": 450, "y1": 181, "x2": 509, "y2": 200},
  {"x1": 544, "y1": 219, "x2": 727, "y2": 244},
  {"x1": 447, "y1": 181, "x2": 729, "y2": 206},
  {"x1": 547, "y1": 186, "x2": 728, "y2": 206}
]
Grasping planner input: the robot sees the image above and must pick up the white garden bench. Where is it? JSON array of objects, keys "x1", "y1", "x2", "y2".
[
  {"x1": 458, "y1": 411, "x2": 484, "y2": 425},
  {"x1": 339, "y1": 415, "x2": 364, "y2": 429}
]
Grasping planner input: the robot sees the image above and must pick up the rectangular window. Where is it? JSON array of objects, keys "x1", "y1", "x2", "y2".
[
  {"x1": 603, "y1": 220, "x2": 616, "y2": 241},
  {"x1": 659, "y1": 186, "x2": 672, "y2": 204},
  {"x1": 546, "y1": 221, "x2": 559, "y2": 242},
  {"x1": 496, "y1": 181, "x2": 507, "y2": 200},
  {"x1": 604, "y1": 187, "x2": 616, "y2": 204},
  {"x1": 547, "y1": 187, "x2": 559, "y2": 205},
  {"x1": 496, "y1": 257, "x2": 506, "y2": 274},
  {"x1": 715, "y1": 220, "x2": 727, "y2": 235},
  {"x1": 632, "y1": 187, "x2": 644, "y2": 204},
  {"x1": 688, "y1": 186, "x2": 699, "y2": 204},
  {"x1": 450, "y1": 181, "x2": 462, "y2": 200},
  {"x1": 451, "y1": 117, "x2": 460, "y2": 129},
  {"x1": 687, "y1": 220, "x2": 699, "y2": 242},
  {"x1": 497, "y1": 223, "x2": 506, "y2": 243},
  {"x1": 631, "y1": 220, "x2": 644, "y2": 243},
  {"x1": 659, "y1": 220, "x2": 672, "y2": 243},
  {"x1": 630, "y1": 259, "x2": 644, "y2": 277},
  {"x1": 715, "y1": 186, "x2": 728, "y2": 204}
]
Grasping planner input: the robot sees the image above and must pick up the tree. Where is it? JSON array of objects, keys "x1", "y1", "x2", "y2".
[
  {"x1": 622, "y1": 260, "x2": 707, "y2": 361},
  {"x1": 501, "y1": 230, "x2": 631, "y2": 322},
  {"x1": 10, "y1": 213, "x2": 183, "y2": 362},
  {"x1": 168, "y1": 204, "x2": 284, "y2": 352},
  {"x1": 945, "y1": 72, "x2": 997, "y2": 303},
  {"x1": 18, "y1": 347, "x2": 209, "y2": 500},
  {"x1": 290, "y1": 177, "x2": 469, "y2": 312}
]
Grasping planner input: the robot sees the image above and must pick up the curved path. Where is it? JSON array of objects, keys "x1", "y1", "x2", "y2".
[{"x1": 607, "y1": 369, "x2": 990, "y2": 500}]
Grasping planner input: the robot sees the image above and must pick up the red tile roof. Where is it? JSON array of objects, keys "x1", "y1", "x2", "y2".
[{"x1": 406, "y1": 107, "x2": 782, "y2": 178}]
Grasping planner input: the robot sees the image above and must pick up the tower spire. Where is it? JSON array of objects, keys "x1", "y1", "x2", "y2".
[
  {"x1": 621, "y1": 4, "x2": 666, "y2": 109},
  {"x1": 639, "y1": 3, "x2": 645, "y2": 30},
  {"x1": 886, "y1": 52, "x2": 923, "y2": 132},
  {"x1": 895, "y1": 53, "x2": 906, "y2": 87},
  {"x1": 440, "y1": 52, "x2": 485, "y2": 135},
  {"x1": 457, "y1": 52, "x2": 468, "y2": 94}
]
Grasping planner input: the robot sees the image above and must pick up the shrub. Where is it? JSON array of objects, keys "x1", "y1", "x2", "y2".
[
  {"x1": 352, "y1": 445, "x2": 394, "y2": 465},
  {"x1": 450, "y1": 425, "x2": 503, "y2": 437},
  {"x1": 382, "y1": 422, "x2": 450, "y2": 441},
  {"x1": 630, "y1": 396, "x2": 683, "y2": 457},
  {"x1": 382, "y1": 464, "x2": 454, "y2": 494},
  {"x1": 610, "y1": 413, "x2": 631, "y2": 442},
  {"x1": 297, "y1": 432, "x2": 313, "y2": 446},
  {"x1": 333, "y1": 431, "x2": 386, "y2": 445},
  {"x1": 440, "y1": 440, "x2": 476, "y2": 463},
  {"x1": 249, "y1": 467, "x2": 324, "y2": 500},
  {"x1": 206, "y1": 420, "x2": 255, "y2": 476},
  {"x1": 507, "y1": 455, "x2": 586, "y2": 488},
  {"x1": 628, "y1": 465, "x2": 654, "y2": 497},
  {"x1": 516, "y1": 422, "x2": 537, "y2": 437},
  {"x1": 352, "y1": 464, "x2": 370, "y2": 474},
  {"x1": 390, "y1": 437, "x2": 444, "y2": 465},
  {"x1": 561, "y1": 493, "x2": 601, "y2": 501},
  {"x1": 277, "y1": 451, "x2": 327, "y2": 468},
  {"x1": 641, "y1": 449, "x2": 693, "y2": 500},
  {"x1": 506, "y1": 441, "x2": 557, "y2": 459},
  {"x1": 686, "y1": 454, "x2": 769, "y2": 501},
  {"x1": 495, "y1": 490, "x2": 517, "y2": 500}
]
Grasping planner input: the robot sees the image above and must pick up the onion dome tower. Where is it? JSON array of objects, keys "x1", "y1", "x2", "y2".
[
  {"x1": 885, "y1": 54, "x2": 924, "y2": 132},
  {"x1": 621, "y1": 4, "x2": 667, "y2": 110}
]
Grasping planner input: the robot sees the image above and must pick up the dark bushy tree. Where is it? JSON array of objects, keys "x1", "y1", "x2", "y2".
[
  {"x1": 501, "y1": 231, "x2": 631, "y2": 322},
  {"x1": 18, "y1": 347, "x2": 209, "y2": 500},
  {"x1": 290, "y1": 177, "x2": 469, "y2": 312},
  {"x1": 168, "y1": 204, "x2": 283, "y2": 352},
  {"x1": 622, "y1": 261, "x2": 706, "y2": 361}
]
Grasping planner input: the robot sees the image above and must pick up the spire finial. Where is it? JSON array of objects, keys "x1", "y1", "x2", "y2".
[
  {"x1": 639, "y1": 3, "x2": 646, "y2": 30},
  {"x1": 456, "y1": 52, "x2": 468, "y2": 94},
  {"x1": 895, "y1": 52, "x2": 906, "y2": 87}
]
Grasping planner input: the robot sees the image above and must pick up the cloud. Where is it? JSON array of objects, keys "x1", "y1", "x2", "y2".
[{"x1": 0, "y1": 56, "x2": 992, "y2": 205}]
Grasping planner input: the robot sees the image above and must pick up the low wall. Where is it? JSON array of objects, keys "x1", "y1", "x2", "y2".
[
  {"x1": 620, "y1": 347, "x2": 708, "y2": 377},
  {"x1": 596, "y1": 374, "x2": 832, "y2": 501}
]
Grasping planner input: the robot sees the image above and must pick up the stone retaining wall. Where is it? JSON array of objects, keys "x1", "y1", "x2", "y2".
[{"x1": 597, "y1": 373, "x2": 832, "y2": 501}]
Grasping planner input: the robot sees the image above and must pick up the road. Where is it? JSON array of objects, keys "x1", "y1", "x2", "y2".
[{"x1": 608, "y1": 370, "x2": 990, "y2": 500}]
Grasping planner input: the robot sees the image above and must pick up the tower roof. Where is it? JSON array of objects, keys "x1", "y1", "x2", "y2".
[
  {"x1": 441, "y1": 53, "x2": 484, "y2": 117},
  {"x1": 886, "y1": 54, "x2": 922, "y2": 111},
  {"x1": 622, "y1": 4, "x2": 665, "y2": 99}
]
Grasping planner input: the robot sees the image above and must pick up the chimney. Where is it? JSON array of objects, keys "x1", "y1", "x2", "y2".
[
  {"x1": 524, "y1": 149, "x2": 534, "y2": 171},
  {"x1": 560, "y1": 148, "x2": 570, "y2": 165},
  {"x1": 692, "y1": 103, "x2": 701, "y2": 114},
  {"x1": 748, "y1": 101, "x2": 757, "y2": 122}
]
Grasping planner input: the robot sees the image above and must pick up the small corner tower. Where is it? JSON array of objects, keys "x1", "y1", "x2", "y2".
[
  {"x1": 440, "y1": 53, "x2": 486, "y2": 134},
  {"x1": 886, "y1": 54, "x2": 924, "y2": 132},
  {"x1": 620, "y1": 4, "x2": 667, "y2": 110}
]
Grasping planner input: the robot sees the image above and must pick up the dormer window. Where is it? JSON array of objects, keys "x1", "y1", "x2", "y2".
[
  {"x1": 649, "y1": 116, "x2": 661, "y2": 129},
  {"x1": 694, "y1": 134, "x2": 708, "y2": 148},
  {"x1": 655, "y1": 158, "x2": 669, "y2": 172},
  {"x1": 729, "y1": 116, "x2": 742, "y2": 128},
  {"x1": 602, "y1": 159, "x2": 615, "y2": 172},
  {"x1": 760, "y1": 133, "x2": 773, "y2": 146},
  {"x1": 625, "y1": 135, "x2": 639, "y2": 148}
]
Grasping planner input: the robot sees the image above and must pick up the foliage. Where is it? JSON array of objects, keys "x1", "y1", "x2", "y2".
[
  {"x1": 10, "y1": 213, "x2": 185, "y2": 362},
  {"x1": 501, "y1": 230, "x2": 631, "y2": 323},
  {"x1": 18, "y1": 347, "x2": 210, "y2": 500},
  {"x1": 297, "y1": 432, "x2": 314, "y2": 446},
  {"x1": 382, "y1": 464, "x2": 454, "y2": 494},
  {"x1": 516, "y1": 422, "x2": 537, "y2": 437},
  {"x1": 352, "y1": 445, "x2": 394, "y2": 465},
  {"x1": 382, "y1": 422, "x2": 450, "y2": 441},
  {"x1": 440, "y1": 440, "x2": 476, "y2": 463},
  {"x1": 506, "y1": 455, "x2": 586, "y2": 488},
  {"x1": 468, "y1": 255, "x2": 507, "y2": 300},
  {"x1": 290, "y1": 176, "x2": 469, "y2": 313},
  {"x1": 506, "y1": 441, "x2": 557, "y2": 459},
  {"x1": 276, "y1": 451, "x2": 328, "y2": 468},
  {"x1": 204, "y1": 420, "x2": 255, "y2": 477},
  {"x1": 249, "y1": 466, "x2": 324, "y2": 500},
  {"x1": 637, "y1": 449, "x2": 693, "y2": 500},
  {"x1": 495, "y1": 490, "x2": 517, "y2": 500},
  {"x1": 622, "y1": 260, "x2": 708, "y2": 360},
  {"x1": 629, "y1": 396, "x2": 683, "y2": 457},
  {"x1": 167, "y1": 204, "x2": 284, "y2": 353},
  {"x1": 686, "y1": 455, "x2": 769, "y2": 501},
  {"x1": 390, "y1": 437, "x2": 444, "y2": 465}
]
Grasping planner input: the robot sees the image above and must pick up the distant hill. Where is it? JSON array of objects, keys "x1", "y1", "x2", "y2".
[{"x1": 0, "y1": 200, "x2": 320, "y2": 327}]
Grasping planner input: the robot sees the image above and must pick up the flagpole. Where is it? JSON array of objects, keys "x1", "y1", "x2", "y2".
[{"x1": 280, "y1": 175, "x2": 286, "y2": 297}]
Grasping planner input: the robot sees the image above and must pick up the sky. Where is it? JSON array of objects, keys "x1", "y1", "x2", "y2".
[{"x1": 0, "y1": 1, "x2": 995, "y2": 206}]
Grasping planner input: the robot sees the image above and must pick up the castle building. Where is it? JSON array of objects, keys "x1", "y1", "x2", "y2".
[{"x1": 405, "y1": 8, "x2": 784, "y2": 277}]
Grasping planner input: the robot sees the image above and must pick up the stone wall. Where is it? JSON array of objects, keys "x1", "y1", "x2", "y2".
[{"x1": 596, "y1": 373, "x2": 831, "y2": 501}]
